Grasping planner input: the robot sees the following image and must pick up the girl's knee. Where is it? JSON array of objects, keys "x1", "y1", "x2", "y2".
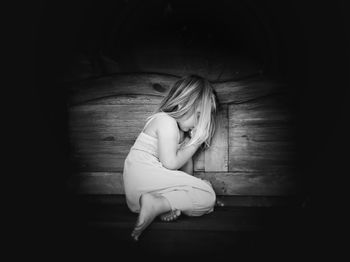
[
  {"x1": 198, "y1": 189, "x2": 216, "y2": 210},
  {"x1": 207, "y1": 190, "x2": 216, "y2": 208}
]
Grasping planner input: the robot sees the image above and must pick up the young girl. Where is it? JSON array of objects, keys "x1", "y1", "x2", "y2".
[{"x1": 123, "y1": 75, "x2": 219, "y2": 241}]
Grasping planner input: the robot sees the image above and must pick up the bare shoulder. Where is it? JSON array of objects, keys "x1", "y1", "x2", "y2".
[
  {"x1": 144, "y1": 113, "x2": 177, "y2": 138},
  {"x1": 155, "y1": 114, "x2": 180, "y2": 141},
  {"x1": 155, "y1": 113, "x2": 181, "y2": 146},
  {"x1": 154, "y1": 113, "x2": 178, "y2": 132}
]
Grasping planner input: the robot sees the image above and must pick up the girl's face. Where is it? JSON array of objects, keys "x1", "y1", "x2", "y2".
[{"x1": 177, "y1": 110, "x2": 200, "y2": 132}]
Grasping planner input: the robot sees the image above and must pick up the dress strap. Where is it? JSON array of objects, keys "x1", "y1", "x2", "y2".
[{"x1": 142, "y1": 117, "x2": 154, "y2": 132}]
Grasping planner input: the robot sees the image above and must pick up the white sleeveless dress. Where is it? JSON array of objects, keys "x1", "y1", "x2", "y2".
[{"x1": 122, "y1": 112, "x2": 216, "y2": 216}]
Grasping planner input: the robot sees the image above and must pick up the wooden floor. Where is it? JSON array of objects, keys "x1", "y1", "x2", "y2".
[{"x1": 48, "y1": 195, "x2": 312, "y2": 260}]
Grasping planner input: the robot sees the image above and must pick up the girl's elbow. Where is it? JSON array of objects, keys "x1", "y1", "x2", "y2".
[{"x1": 161, "y1": 159, "x2": 178, "y2": 170}]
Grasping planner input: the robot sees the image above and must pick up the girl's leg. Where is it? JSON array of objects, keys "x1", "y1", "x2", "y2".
[
  {"x1": 160, "y1": 186, "x2": 216, "y2": 217},
  {"x1": 185, "y1": 187, "x2": 216, "y2": 216},
  {"x1": 203, "y1": 179, "x2": 225, "y2": 207},
  {"x1": 131, "y1": 193, "x2": 171, "y2": 241},
  {"x1": 160, "y1": 189, "x2": 223, "y2": 222}
]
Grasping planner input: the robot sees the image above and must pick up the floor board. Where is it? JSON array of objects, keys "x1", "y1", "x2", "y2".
[{"x1": 53, "y1": 195, "x2": 312, "y2": 260}]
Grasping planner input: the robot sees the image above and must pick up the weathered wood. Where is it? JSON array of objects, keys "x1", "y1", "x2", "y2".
[
  {"x1": 204, "y1": 105, "x2": 228, "y2": 171},
  {"x1": 81, "y1": 95, "x2": 163, "y2": 105},
  {"x1": 67, "y1": 73, "x2": 179, "y2": 105},
  {"x1": 214, "y1": 77, "x2": 287, "y2": 104},
  {"x1": 73, "y1": 194, "x2": 304, "y2": 207},
  {"x1": 68, "y1": 171, "x2": 297, "y2": 196},
  {"x1": 68, "y1": 195, "x2": 306, "y2": 259},
  {"x1": 69, "y1": 103, "x2": 208, "y2": 172},
  {"x1": 69, "y1": 104, "x2": 156, "y2": 171},
  {"x1": 66, "y1": 73, "x2": 288, "y2": 106},
  {"x1": 66, "y1": 74, "x2": 296, "y2": 196},
  {"x1": 228, "y1": 95, "x2": 296, "y2": 172}
]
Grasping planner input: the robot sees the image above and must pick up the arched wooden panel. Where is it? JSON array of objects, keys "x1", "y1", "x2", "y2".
[{"x1": 66, "y1": 73, "x2": 288, "y2": 106}]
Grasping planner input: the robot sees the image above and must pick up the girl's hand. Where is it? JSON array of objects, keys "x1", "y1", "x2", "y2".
[
  {"x1": 157, "y1": 114, "x2": 200, "y2": 170},
  {"x1": 189, "y1": 128, "x2": 206, "y2": 145},
  {"x1": 189, "y1": 129, "x2": 195, "y2": 138},
  {"x1": 179, "y1": 135, "x2": 191, "y2": 149},
  {"x1": 183, "y1": 136, "x2": 191, "y2": 144}
]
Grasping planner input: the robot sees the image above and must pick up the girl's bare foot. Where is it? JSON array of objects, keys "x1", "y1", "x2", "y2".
[
  {"x1": 215, "y1": 199, "x2": 225, "y2": 207},
  {"x1": 160, "y1": 209, "x2": 181, "y2": 222},
  {"x1": 131, "y1": 193, "x2": 171, "y2": 241}
]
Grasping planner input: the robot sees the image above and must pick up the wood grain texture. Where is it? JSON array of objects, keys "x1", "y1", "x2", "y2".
[
  {"x1": 69, "y1": 104, "x2": 156, "y2": 171},
  {"x1": 69, "y1": 102, "x2": 206, "y2": 172},
  {"x1": 214, "y1": 77, "x2": 287, "y2": 104},
  {"x1": 66, "y1": 73, "x2": 288, "y2": 106},
  {"x1": 81, "y1": 95, "x2": 163, "y2": 105},
  {"x1": 196, "y1": 171, "x2": 296, "y2": 196},
  {"x1": 204, "y1": 105, "x2": 228, "y2": 171},
  {"x1": 68, "y1": 171, "x2": 297, "y2": 196},
  {"x1": 66, "y1": 73, "x2": 297, "y2": 196},
  {"x1": 74, "y1": 194, "x2": 304, "y2": 207},
  {"x1": 67, "y1": 73, "x2": 179, "y2": 106},
  {"x1": 228, "y1": 94, "x2": 296, "y2": 172}
]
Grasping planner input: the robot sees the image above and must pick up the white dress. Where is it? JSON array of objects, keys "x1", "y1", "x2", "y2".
[{"x1": 122, "y1": 113, "x2": 216, "y2": 216}]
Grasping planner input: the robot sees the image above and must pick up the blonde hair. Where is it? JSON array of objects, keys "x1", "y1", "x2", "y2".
[{"x1": 150, "y1": 75, "x2": 218, "y2": 148}]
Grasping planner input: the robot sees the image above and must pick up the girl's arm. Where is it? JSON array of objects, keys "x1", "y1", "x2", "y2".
[
  {"x1": 157, "y1": 115, "x2": 202, "y2": 170},
  {"x1": 179, "y1": 135, "x2": 194, "y2": 174},
  {"x1": 179, "y1": 157, "x2": 193, "y2": 175}
]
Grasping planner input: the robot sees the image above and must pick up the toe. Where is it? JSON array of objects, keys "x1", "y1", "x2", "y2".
[
  {"x1": 160, "y1": 211, "x2": 173, "y2": 221},
  {"x1": 131, "y1": 230, "x2": 139, "y2": 241},
  {"x1": 216, "y1": 200, "x2": 224, "y2": 207},
  {"x1": 160, "y1": 210, "x2": 180, "y2": 222}
]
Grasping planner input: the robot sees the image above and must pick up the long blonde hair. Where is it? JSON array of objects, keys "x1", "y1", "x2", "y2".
[{"x1": 150, "y1": 75, "x2": 218, "y2": 148}]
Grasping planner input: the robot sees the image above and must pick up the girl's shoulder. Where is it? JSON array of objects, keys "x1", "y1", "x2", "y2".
[
  {"x1": 152, "y1": 112, "x2": 177, "y2": 129},
  {"x1": 144, "y1": 112, "x2": 178, "y2": 138}
]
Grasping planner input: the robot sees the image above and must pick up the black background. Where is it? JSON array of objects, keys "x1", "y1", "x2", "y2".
[{"x1": 7, "y1": 0, "x2": 350, "y2": 260}]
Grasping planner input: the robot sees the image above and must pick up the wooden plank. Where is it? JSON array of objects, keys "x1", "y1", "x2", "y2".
[
  {"x1": 84, "y1": 209, "x2": 265, "y2": 232},
  {"x1": 69, "y1": 102, "x2": 205, "y2": 172},
  {"x1": 72, "y1": 194, "x2": 304, "y2": 207},
  {"x1": 67, "y1": 73, "x2": 179, "y2": 105},
  {"x1": 214, "y1": 77, "x2": 288, "y2": 104},
  {"x1": 195, "y1": 171, "x2": 296, "y2": 196},
  {"x1": 81, "y1": 95, "x2": 163, "y2": 105},
  {"x1": 228, "y1": 95, "x2": 296, "y2": 172},
  {"x1": 66, "y1": 73, "x2": 288, "y2": 106},
  {"x1": 68, "y1": 171, "x2": 297, "y2": 196},
  {"x1": 205, "y1": 105, "x2": 228, "y2": 171},
  {"x1": 67, "y1": 172, "x2": 125, "y2": 194},
  {"x1": 69, "y1": 104, "x2": 157, "y2": 171}
]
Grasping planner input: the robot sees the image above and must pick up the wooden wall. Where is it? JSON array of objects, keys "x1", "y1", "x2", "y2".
[{"x1": 67, "y1": 73, "x2": 297, "y2": 196}]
